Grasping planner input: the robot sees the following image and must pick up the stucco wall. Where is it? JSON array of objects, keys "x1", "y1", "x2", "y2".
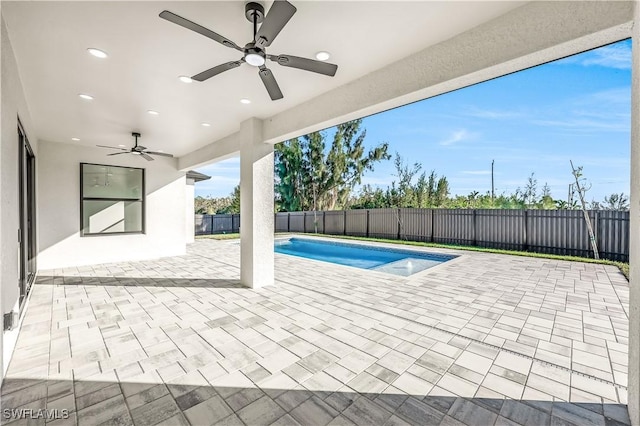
[
  {"x1": 38, "y1": 141, "x2": 187, "y2": 269},
  {"x1": 185, "y1": 179, "x2": 195, "y2": 244},
  {"x1": 1, "y1": 14, "x2": 38, "y2": 377}
]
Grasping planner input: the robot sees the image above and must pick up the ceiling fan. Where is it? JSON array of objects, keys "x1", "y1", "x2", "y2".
[
  {"x1": 159, "y1": 1, "x2": 338, "y2": 101},
  {"x1": 97, "y1": 133, "x2": 173, "y2": 162}
]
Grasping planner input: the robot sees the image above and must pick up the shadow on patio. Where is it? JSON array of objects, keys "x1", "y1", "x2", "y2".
[
  {"x1": 0, "y1": 377, "x2": 631, "y2": 425},
  {"x1": 39, "y1": 276, "x2": 245, "y2": 289}
]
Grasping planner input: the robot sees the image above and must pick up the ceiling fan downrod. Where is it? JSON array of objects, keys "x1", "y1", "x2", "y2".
[{"x1": 245, "y1": 2, "x2": 265, "y2": 42}]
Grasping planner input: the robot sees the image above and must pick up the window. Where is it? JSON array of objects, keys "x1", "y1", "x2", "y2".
[{"x1": 80, "y1": 163, "x2": 145, "y2": 236}]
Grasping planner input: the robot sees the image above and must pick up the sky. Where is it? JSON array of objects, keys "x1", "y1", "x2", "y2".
[{"x1": 195, "y1": 39, "x2": 631, "y2": 204}]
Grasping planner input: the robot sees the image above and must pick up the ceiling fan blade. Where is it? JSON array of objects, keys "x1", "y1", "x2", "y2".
[
  {"x1": 269, "y1": 54, "x2": 337, "y2": 76},
  {"x1": 159, "y1": 11, "x2": 241, "y2": 51},
  {"x1": 255, "y1": 1, "x2": 297, "y2": 48},
  {"x1": 145, "y1": 151, "x2": 174, "y2": 158},
  {"x1": 258, "y1": 67, "x2": 283, "y2": 100},
  {"x1": 97, "y1": 145, "x2": 128, "y2": 151},
  {"x1": 140, "y1": 153, "x2": 155, "y2": 161},
  {"x1": 107, "y1": 152, "x2": 129, "y2": 156},
  {"x1": 192, "y1": 61, "x2": 243, "y2": 82}
]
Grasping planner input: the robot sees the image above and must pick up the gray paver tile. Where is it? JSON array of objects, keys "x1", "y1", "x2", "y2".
[
  {"x1": 447, "y1": 398, "x2": 499, "y2": 426},
  {"x1": 237, "y1": 395, "x2": 286, "y2": 426},
  {"x1": 552, "y1": 402, "x2": 606, "y2": 426},
  {"x1": 396, "y1": 396, "x2": 446, "y2": 425},
  {"x1": 500, "y1": 399, "x2": 551, "y2": 426},
  {"x1": 184, "y1": 395, "x2": 233, "y2": 426},
  {"x1": 342, "y1": 396, "x2": 393, "y2": 426},
  {"x1": 125, "y1": 384, "x2": 169, "y2": 410},
  {"x1": 130, "y1": 394, "x2": 182, "y2": 426},
  {"x1": 76, "y1": 394, "x2": 132, "y2": 426},
  {"x1": 5, "y1": 239, "x2": 630, "y2": 426},
  {"x1": 289, "y1": 396, "x2": 339, "y2": 426}
]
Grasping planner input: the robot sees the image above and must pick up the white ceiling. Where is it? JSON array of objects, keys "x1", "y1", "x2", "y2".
[{"x1": 3, "y1": 1, "x2": 525, "y2": 157}]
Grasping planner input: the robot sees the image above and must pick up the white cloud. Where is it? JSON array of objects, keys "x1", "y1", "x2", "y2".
[
  {"x1": 581, "y1": 44, "x2": 631, "y2": 69},
  {"x1": 464, "y1": 107, "x2": 523, "y2": 120},
  {"x1": 532, "y1": 117, "x2": 629, "y2": 133},
  {"x1": 581, "y1": 87, "x2": 630, "y2": 106},
  {"x1": 439, "y1": 129, "x2": 475, "y2": 146}
]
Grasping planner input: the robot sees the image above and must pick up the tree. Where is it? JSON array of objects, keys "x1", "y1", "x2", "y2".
[
  {"x1": 194, "y1": 195, "x2": 233, "y2": 214},
  {"x1": 570, "y1": 161, "x2": 599, "y2": 259},
  {"x1": 385, "y1": 154, "x2": 450, "y2": 208},
  {"x1": 434, "y1": 177, "x2": 449, "y2": 206},
  {"x1": 275, "y1": 119, "x2": 390, "y2": 211},
  {"x1": 523, "y1": 173, "x2": 538, "y2": 207},
  {"x1": 388, "y1": 153, "x2": 422, "y2": 207},
  {"x1": 538, "y1": 182, "x2": 555, "y2": 209},
  {"x1": 274, "y1": 138, "x2": 304, "y2": 212},
  {"x1": 350, "y1": 185, "x2": 388, "y2": 209},
  {"x1": 216, "y1": 185, "x2": 240, "y2": 214},
  {"x1": 602, "y1": 193, "x2": 629, "y2": 211}
]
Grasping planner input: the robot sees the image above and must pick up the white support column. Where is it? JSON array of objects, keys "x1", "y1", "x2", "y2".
[
  {"x1": 185, "y1": 177, "x2": 195, "y2": 244},
  {"x1": 239, "y1": 118, "x2": 274, "y2": 288},
  {"x1": 629, "y1": 2, "x2": 640, "y2": 424}
]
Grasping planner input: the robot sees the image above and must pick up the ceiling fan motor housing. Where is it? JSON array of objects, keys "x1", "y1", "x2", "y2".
[{"x1": 245, "y1": 2, "x2": 265, "y2": 23}]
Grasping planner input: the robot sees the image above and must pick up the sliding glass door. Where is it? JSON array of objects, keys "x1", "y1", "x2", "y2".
[{"x1": 18, "y1": 121, "x2": 36, "y2": 309}]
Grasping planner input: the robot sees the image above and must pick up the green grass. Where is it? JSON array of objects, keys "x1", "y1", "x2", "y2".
[
  {"x1": 196, "y1": 232, "x2": 629, "y2": 280},
  {"x1": 196, "y1": 233, "x2": 240, "y2": 240},
  {"x1": 302, "y1": 233, "x2": 630, "y2": 280}
]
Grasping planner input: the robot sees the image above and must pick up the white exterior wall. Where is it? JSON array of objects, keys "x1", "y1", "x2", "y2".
[
  {"x1": 1, "y1": 14, "x2": 38, "y2": 377},
  {"x1": 628, "y1": 2, "x2": 640, "y2": 424},
  {"x1": 38, "y1": 141, "x2": 187, "y2": 269}
]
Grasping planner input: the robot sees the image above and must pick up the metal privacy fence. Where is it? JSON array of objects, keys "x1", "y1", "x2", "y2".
[{"x1": 195, "y1": 209, "x2": 630, "y2": 261}]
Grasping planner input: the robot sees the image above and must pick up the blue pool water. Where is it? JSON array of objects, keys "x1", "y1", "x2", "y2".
[{"x1": 274, "y1": 238, "x2": 456, "y2": 276}]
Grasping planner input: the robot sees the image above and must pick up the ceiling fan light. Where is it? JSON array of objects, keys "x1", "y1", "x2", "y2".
[
  {"x1": 245, "y1": 53, "x2": 265, "y2": 67},
  {"x1": 71, "y1": 137, "x2": 80, "y2": 141}
]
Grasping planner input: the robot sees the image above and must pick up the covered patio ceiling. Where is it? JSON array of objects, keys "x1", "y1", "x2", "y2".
[{"x1": 2, "y1": 1, "x2": 523, "y2": 156}]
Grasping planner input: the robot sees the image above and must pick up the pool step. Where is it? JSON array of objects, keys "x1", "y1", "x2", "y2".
[{"x1": 371, "y1": 257, "x2": 442, "y2": 276}]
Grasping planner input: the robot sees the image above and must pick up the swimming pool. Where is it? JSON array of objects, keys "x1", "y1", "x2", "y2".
[{"x1": 274, "y1": 237, "x2": 456, "y2": 276}]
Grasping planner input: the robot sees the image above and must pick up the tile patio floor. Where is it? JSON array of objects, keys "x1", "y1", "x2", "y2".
[{"x1": 1, "y1": 236, "x2": 631, "y2": 425}]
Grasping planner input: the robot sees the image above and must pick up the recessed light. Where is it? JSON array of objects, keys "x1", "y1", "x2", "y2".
[
  {"x1": 87, "y1": 48, "x2": 108, "y2": 59},
  {"x1": 201, "y1": 122, "x2": 211, "y2": 127},
  {"x1": 71, "y1": 137, "x2": 80, "y2": 141},
  {"x1": 147, "y1": 110, "x2": 159, "y2": 115},
  {"x1": 78, "y1": 94, "x2": 94, "y2": 100},
  {"x1": 315, "y1": 51, "x2": 331, "y2": 61},
  {"x1": 179, "y1": 75, "x2": 193, "y2": 83},
  {"x1": 240, "y1": 98, "x2": 251, "y2": 104},
  {"x1": 118, "y1": 144, "x2": 126, "y2": 147},
  {"x1": 157, "y1": 150, "x2": 164, "y2": 153}
]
